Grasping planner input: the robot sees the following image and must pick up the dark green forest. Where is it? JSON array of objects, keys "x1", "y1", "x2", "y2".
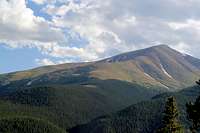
[
  {"x1": 0, "y1": 81, "x2": 200, "y2": 133},
  {"x1": 0, "y1": 117, "x2": 66, "y2": 133},
  {"x1": 0, "y1": 82, "x2": 200, "y2": 133},
  {"x1": 70, "y1": 85, "x2": 200, "y2": 133},
  {"x1": 0, "y1": 79, "x2": 161, "y2": 131}
]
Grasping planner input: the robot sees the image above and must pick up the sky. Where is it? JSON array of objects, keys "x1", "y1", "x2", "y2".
[{"x1": 1, "y1": 0, "x2": 200, "y2": 74}]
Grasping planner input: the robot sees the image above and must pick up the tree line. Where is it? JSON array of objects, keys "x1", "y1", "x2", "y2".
[{"x1": 156, "y1": 80, "x2": 200, "y2": 133}]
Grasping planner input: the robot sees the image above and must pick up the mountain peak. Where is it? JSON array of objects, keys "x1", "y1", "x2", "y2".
[
  {"x1": 148, "y1": 44, "x2": 171, "y2": 50},
  {"x1": 103, "y1": 44, "x2": 176, "y2": 63},
  {"x1": 1, "y1": 44, "x2": 200, "y2": 93}
]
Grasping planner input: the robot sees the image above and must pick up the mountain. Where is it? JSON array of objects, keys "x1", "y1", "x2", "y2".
[
  {"x1": 100, "y1": 45, "x2": 200, "y2": 90},
  {"x1": 70, "y1": 85, "x2": 200, "y2": 133},
  {"x1": 1, "y1": 45, "x2": 200, "y2": 91},
  {"x1": 0, "y1": 45, "x2": 200, "y2": 131}
]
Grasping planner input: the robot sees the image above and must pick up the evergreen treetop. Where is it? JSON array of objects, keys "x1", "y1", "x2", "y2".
[
  {"x1": 156, "y1": 97, "x2": 183, "y2": 133},
  {"x1": 186, "y1": 80, "x2": 200, "y2": 133}
]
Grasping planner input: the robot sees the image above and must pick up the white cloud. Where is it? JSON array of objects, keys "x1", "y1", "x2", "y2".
[
  {"x1": 113, "y1": 15, "x2": 137, "y2": 28},
  {"x1": 0, "y1": 0, "x2": 107, "y2": 63},
  {"x1": 47, "y1": 45, "x2": 98, "y2": 60},
  {"x1": 171, "y1": 42, "x2": 190, "y2": 54},
  {"x1": 0, "y1": 0, "x2": 65, "y2": 43},
  {"x1": 35, "y1": 58, "x2": 81, "y2": 66},
  {"x1": 44, "y1": 1, "x2": 85, "y2": 16},
  {"x1": 168, "y1": 19, "x2": 200, "y2": 30},
  {"x1": 35, "y1": 58, "x2": 55, "y2": 65},
  {"x1": 49, "y1": 0, "x2": 200, "y2": 59},
  {"x1": 49, "y1": 0, "x2": 138, "y2": 59},
  {"x1": 31, "y1": 0, "x2": 46, "y2": 4},
  {"x1": 31, "y1": 0, "x2": 58, "y2": 5},
  {"x1": 2, "y1": 0, "x2": 200, "y2": 66}
]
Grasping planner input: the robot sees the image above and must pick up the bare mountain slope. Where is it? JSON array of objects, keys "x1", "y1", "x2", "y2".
[{"x1": 1, "y1": 45, "x2": 200, "y2": 91}]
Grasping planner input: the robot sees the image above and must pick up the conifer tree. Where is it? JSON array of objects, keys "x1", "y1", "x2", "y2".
[
  {"x1": 186, "y1": 80, "x2": 200, "y2": 133},
  {"x1": 156, "y1": 97, "x2": 183, "y2": 133},
  {"x1": 196, "y1": 80, "x2": 200, "y2": 86}
]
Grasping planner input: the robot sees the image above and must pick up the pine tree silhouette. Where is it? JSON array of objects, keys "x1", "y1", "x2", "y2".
[
  {"x1": 196, "y1": 80, "x2": 200, "y2": 86},
  {"x1": 186, "y1": 80, "x2": 200, "y2": 133},
  {"x1": 156, "y1": 97, "x2": 183, "y2": 133}
]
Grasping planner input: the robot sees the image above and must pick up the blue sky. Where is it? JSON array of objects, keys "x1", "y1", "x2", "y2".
[
  {"x1": 0, "y1": 45, "x2": 42, "y2": 73},
  {"x1": 1, "y1": 0, "x2": 200, "y2": 74}
]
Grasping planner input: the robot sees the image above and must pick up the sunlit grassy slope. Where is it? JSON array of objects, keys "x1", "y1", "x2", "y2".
[{"x1": 1, "y1": 45, "x2": 200, "y2": 91}]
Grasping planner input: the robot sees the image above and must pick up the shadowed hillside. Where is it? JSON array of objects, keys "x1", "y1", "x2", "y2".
[
  {"x1": 70, "y1": 85, "x2": 200, "y2": 133},
  {"x1": 0, "y1": 79, "x2": 161, "y2": 130}
]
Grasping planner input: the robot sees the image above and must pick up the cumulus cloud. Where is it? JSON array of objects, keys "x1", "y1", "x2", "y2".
[
  {"x1": 31, "y1": 0, "x2": 58, "y2": 5},
  {"x1": 2, "y1": 0, "x2": 200, "y2": 66},
  {"x1": 50, "y1": 0, "x2": 138, "y2": 58},
  {"x1": 49, "y1": 0, "x2": 200, "y2": 58},
  {"x1": 0, "y1": 0, "x2": 65, "y2": 43},
  {"x1": 35, "y1": 58, "x2": 81, "y2": 66},
  {"x1": 31, "y1": 0, "x2": 46, "y2": 4},
  {"x1": 0, "y1": 0, "x2": 96, "y2": 62},
  {"x1": 35, "y1": 58, "x2": 55, "y2": 65}
]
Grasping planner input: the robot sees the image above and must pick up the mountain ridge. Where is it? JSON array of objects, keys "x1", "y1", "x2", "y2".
[
  {"x1": 1, "y1": 45, "x2": 200, "y2": 90},
  {"x1": 102, "y1": 45, "x2": 172, "y2": 62}
]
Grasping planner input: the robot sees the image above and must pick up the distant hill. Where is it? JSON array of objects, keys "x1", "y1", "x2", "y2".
[{"x1": 71, "y1": 85, "x2": 200, "y2": 133}]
